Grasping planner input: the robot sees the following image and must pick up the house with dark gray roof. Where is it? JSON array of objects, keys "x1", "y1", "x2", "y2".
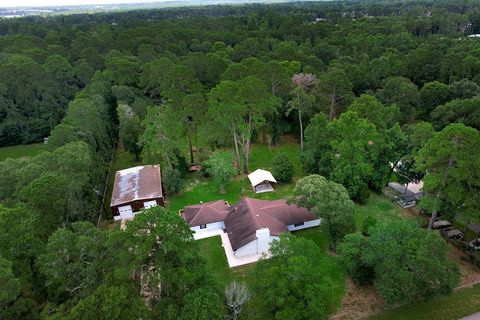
[
  {"x1": 181, "y1": 197, "x2": 320, "y2": 258},
  {"x1": 110, "y1": 165, "x2": 164, "y2": 221}
]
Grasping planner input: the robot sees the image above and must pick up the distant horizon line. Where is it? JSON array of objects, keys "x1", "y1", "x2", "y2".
[
  {"x1": 1, "y1": 0, "x2": 310, "y2": 9},
  {"x1": 0, "y1": 0, "x2": 193, "y2": 9}
]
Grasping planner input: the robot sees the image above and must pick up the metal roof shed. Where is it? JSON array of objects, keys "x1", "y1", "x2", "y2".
[{"x1": 247, "y1": 169, "x2": 277, "y2": 193}]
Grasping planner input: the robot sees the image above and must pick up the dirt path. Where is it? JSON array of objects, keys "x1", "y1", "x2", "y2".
[
  {"x1": 329, "y1": 280, "x2": 385, "y2": 320},
  {"x1": 449, "y1": 245, "x2": 480, "y2": 287}
]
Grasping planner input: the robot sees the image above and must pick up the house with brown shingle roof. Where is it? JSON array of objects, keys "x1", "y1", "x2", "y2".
[
  {"x1": 181, "y1": 197, "x2": 320, "y2": 258},
  {"x1": 180, "y1": 200, "x2": 230, "y2": 233},
  {"x1": 110, "y1": 165, "x2": 164, "y2": 221}
]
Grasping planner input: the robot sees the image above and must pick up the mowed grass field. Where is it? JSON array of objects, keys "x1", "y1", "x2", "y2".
[
  {"x1": 371, "y1": 284, "x2": 480, "y2": 320},
  {"x1": 0, "y1": 143, "x2": 46, "y2": 161}
]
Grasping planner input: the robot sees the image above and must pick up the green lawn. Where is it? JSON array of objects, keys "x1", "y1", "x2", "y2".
[
  {"x1": 168, "y1": 137, "x2": 301, "y2": 212},
  {"x1": 371, "y1": 284, "x2": 480, "y2": 320},
  {"x1": 0, "y1": 143, "x2": 46, "y2": 161},
  {"x1": 354, "y1": 192, "x2": 422, "y2": 230},
  {"x1": 198, "y1": 236, "x2": 232, "y2": 285}
]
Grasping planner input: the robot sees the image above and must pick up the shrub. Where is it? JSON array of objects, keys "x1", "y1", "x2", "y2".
[
  {"x1": 163, "y1": 168, "x2": 182, "y2": 193},
  {"x1": 172, "y1": 148, "x2": 189, "y2": 176},
  {"x1": 353, "y1": 184, "x2": 370, "y2": 204},
  {"x1": 338, "y1": 233, "x2": 375, "y2": 285},
  {"x1": 205, "y1": 151, "x2": 236, "y2": 194},
  {"x1": 272, "y1": 153, "x2": 294, "y2": 183},
  {"x1": 361, "y1": 215, "x2": 377, "y2": 235}
]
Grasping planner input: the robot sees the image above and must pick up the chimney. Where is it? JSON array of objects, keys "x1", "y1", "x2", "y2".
[{"x1": 256, "y1": 228, "x2": 270, "y2": 254}]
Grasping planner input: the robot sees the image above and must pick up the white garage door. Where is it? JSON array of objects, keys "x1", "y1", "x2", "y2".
[
  {"x1": 118, "y1": 205, "x2": 134, "y2": 220},
  {"x1": 144, "y1": 200, "x2": 157, "y2": 209}
]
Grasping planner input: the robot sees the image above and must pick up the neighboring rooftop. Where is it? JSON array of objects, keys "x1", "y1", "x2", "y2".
[
  {"x1": 110, "y1": 165, "x2": 163, "y2": 207},
  {"x1": 224, "y1": 197, "x2": 317, "y2": 251},
  {"x1": 389, "y1": 181, "x2": 424, "y2": 195},
  {"x1": 181, "y1": 200, "x2": 230, "y2": 227}
]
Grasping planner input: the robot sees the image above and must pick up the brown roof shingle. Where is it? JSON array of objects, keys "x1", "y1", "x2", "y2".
[
  {"x1": 224, "y1": 198, "x2": 318, "y2": 251},
  {"x1": 181, "y1": 200, "x2": 230, "y2": 226},
  {"x1": 110, "y1": 165, "x2": 163, "y2": 207}
]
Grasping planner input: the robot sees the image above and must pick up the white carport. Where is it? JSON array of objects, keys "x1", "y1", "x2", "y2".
[{"x1": 248, "y1": 169, "x2": 277, "y2": 193}]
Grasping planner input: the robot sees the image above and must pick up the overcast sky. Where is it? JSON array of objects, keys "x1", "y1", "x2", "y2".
[{"x1": 0, "y1": 0, "x2": 173, "y2": 8}]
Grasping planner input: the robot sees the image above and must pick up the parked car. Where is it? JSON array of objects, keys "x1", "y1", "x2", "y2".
[{"x1": 443, "y1": 227, "x2": 464, "y2": 240}]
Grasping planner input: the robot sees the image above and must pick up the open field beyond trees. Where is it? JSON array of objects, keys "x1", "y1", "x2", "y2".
[{"x1": 0, "y1": 143, "x2": 46, "y2": 161}]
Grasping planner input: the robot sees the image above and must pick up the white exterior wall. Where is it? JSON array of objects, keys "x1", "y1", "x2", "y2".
[
  {"x1": 191, "y1": 221, "x2": 225, "y2": 233},
  {"x1": 234, "y1": 235, "x2": 279, "y2": 257},
  {"x1": 256, "y1": 228, "x2": 271, "y2": 254},
  {"x1": 115, "y1": 205, "x2": 133, "y2": 221},
  {"x1": 234, "y1": 239, "x2": 258, "y2": 257},
  {"x1": 287, "y1": 219, "x2": 321, "y2": 231},
  {"x1": 143, "y1": 200, "x2": 157, "y2": 209}
]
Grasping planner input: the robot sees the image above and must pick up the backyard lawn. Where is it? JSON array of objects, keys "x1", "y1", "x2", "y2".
[
  {"x1": 167, "y1": 136, "x2": 302, "y2": 212},
  {"x1": 0, "y1": 143, "x2": 46, "y2": 161},
  {"x1": 354, "y1": 191, "x2": 423, "y2": 230},
  {"x1": 371, "y1": 284, "x2": 480, "y2": 320}
]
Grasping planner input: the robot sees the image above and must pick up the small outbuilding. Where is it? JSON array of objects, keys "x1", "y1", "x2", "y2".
[
  {"x1": 388, "y1": 181, "x2": 424, "y2": 208},
  {"x1": 248, "y1": 169, "x2": 277, "y2": 193},
  {"x1": 110, "y1": 165, "x2": 164, "y2": 221}
]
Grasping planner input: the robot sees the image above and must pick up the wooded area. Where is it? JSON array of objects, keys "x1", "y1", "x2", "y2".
[{"x1": 1, "y1": 0, "x2": 480, "y2": 319}]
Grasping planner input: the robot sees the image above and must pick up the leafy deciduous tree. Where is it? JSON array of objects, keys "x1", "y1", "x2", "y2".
[
  {"x1": 416, "y1": 123, "x2": 480, "y2": 228},
  {"x1": 288, "y1": 174, "x2": 355, "y2": 249},
  {"x1": 252, "y1": 234, "x2": 334, "y2": 320},
  {"x1": 205, "y1": 151, "x2": 236, "y2": 194}
]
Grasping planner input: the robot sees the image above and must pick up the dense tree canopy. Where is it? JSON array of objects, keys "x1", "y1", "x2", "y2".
[
  {"x1": 339, "y1": 221, "x2": 460, "y2": 304},
  {"x1": 1, "y1": 0, "x2": 480, "y2": 318},
  {"x1": 252, "y1": 234, "x2": 335, "y2": 320}
]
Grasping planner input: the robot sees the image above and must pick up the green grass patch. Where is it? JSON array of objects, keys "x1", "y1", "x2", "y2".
[
  {"x1": 248, "y1": 137, "x2": 302, "y2": 176},
  {"x1": 294, "y1": 227, "x2": 346, "y2": 311},
  {"x1": 354, "y1": 192, "x2": 421, "y2": 231},
  {"x1": 168, "y1": 137, "x2": 301, "y2": 212},
  {"x1": 198, "y1": 236, "x2": 232, "y2": 285},
  {"x1": 293, "y1": 227, "x2": 331, "y2": 251},
  {"x1": 370, "y1": 284, "x2": 480, "y2": 320},
  {"x1": 0, "y1": 143, "x2": 46, "y2": 162}
]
